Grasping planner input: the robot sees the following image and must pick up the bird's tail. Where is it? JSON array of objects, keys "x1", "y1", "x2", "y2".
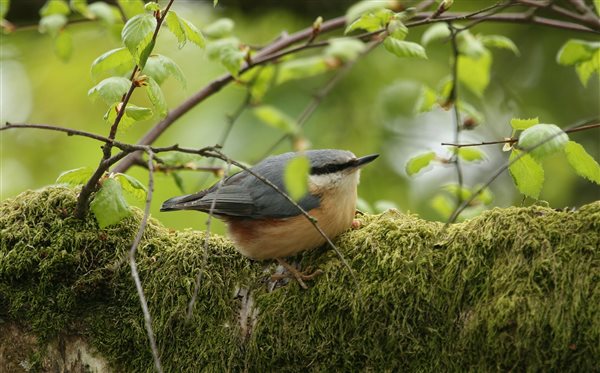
[{"x1": 160, "y1": 191, "x2": 207, "y2": 212}]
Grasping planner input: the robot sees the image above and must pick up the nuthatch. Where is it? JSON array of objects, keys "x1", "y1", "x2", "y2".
[{"x1": 160, "y1": 149, "x2": 378, "y2": 262}]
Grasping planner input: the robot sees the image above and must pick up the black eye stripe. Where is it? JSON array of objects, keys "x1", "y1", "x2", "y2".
[{"x1": 310, "y1": 160, "x2": 356, "y2": 175}]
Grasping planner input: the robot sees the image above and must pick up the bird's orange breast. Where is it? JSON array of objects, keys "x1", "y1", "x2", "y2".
[{"x1": 224, "y1": 185, "x2": 357, "y2": 260}]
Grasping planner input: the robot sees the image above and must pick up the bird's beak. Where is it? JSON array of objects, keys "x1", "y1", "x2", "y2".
[{"x1": 354, "y1": 154, "x2": 379, "y2": 168}]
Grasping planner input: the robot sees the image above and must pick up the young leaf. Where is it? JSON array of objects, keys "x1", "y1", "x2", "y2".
[
  {"x1": 220, "y1": 47, "x2": 246, "y2": 77},
  {"x1": 144, "y1": 76, "x2": 167, "y2": 117},
  {"x1": 70, "y1": 0, "x2": 94, "y2": 18},
  {"x1": 40, "y1": 0, "x2": 70, "y2": 16},
  {"x1": 253, "y1": 105, "x2": 298, "y2": 134},
  {"x1": 455, "y1": 147, "x2": 486, "y2": 162},
  {"x1": 430, "y1": 194, "x2": 454, "y2": 219},
  {"x1": 564, "y1": 141, "x2": 600, "y2": 184},
  {"x1": 595, "y1": 0, "x2": 600, "y2": 16},
  {"x1": 104, "y1": 103, "x2": 153, "y2": 129},
  {"x1": 54, "y1": 29, "x2": 73, "y2": 62},
  {"x1": 166, "y1": 11, "x2": 205, "y2": 48},
  {"x1": 121, "y1": 13, "x2": 157, "y2": 68},
  {"x1": 90, "y1": 177, "x2": 132, "y2": 228},
  {"x1": 249, "y1": 65, "x2": 275, "y2": 103},
  {"x1": 88, "y1": 76, "x2": 131, "y2": 105},
  {"x1": 125, "y1": 105, "x2": 153, "y2": 121},
  {"x1": 405, "y1": 151, "x2": 436, "y2": 176},
  {"x1": 457, "y1": 31, "x2": 487, "y2": 58},
  {"x1": 325, "y1": 38, "x2": 366, "y2": 62},
  {"x1": 143, "y1": 54, "x2": 186, "y2": 87},
  {"x1": 56, "y1": 167, "x2": 94, "y2": 185},
  {"x1": 283, "y1": 155, "x2": 311, "y2": 201},
  {"x1": 0, "y1": 0, "x2": 9, "y2": 19},
  {"x1": 443, "y1": 184, "x2": 472, "y2": 201},
  {"x1": 345, "y1": 8, "x2": 394, "y2": 33},
  {"x1": 276, "y1": 56, "x2": 329, "y2": 84},
  {"x1": 116, "y1": 0, "x2": 144, "y2": 19},
  {"x1": 556, "y1": 39, "x2": 600, "y2": 65},
  {"x1": 517, "y1": 124, "x2": 568, "y2": 159},
  {"x1": 509, "y1": 149, "x2": 544, "y2": 199},
  {"x1": 114, "y1": 173, "x2": 147, "y2": 201},
  {"x1": 38, "y1": 14, "x2": 67, "y2": 37},
  {"x1": 387, "y1": 19, "x2": 408, "y2": 40},
  {"x1": 346, "y1": 0, "x2": 392, "y2": 23},
  {"x1": 416, "y1": 85, "x2": 437, "y2": 113},
  {"x1": 203, "y1": 18, "x2": 234, "y2": 39},
  {"x1": 456, "y1": 100, "x2": 484, "y2": 125},
  {"x1": 458, "y1": 51, "x2": 491, "y2": 97},
  {"x1": 510, "y1": 117, "x2": 539, "y2": 130},
  {"x1": 478, "y1": 34, "x2": 519, "y2": 55},
  {"x1": 88, "y1": 2, "x2": 118, "y2": 26},
  {"x1": 383, "y1": 38, "x2": 427, "y2": 59},
  {"x1": 144, "y1": 2, "x2": 160, "y2": 11},
  {"x1": 574, "y1": 50, "x2": 599, "y2": 87},
  {"x1": 213, "y1": 0, "x2": 218, "y2": 6},
  {"x1": 206, "y1": 37, "x2": 239, "y2": 60},
  {"x1": 421, "y1": 23, "x2": 450, "y2": 46},
  {"x1": 91, "y1": 47, "x2": 135, "y2": 80}
]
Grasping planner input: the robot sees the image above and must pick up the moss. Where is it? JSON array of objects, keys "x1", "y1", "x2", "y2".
[{"x1": 1, "y1": 187, "x2": 598, "y2": 371}]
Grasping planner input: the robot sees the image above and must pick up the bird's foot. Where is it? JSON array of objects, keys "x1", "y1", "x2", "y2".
[{"x1": 271, "y1": 258, "x2": 323, "y2": 289}]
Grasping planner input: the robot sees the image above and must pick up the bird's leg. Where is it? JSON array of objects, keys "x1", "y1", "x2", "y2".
[{"x1": 271, "y1": 258, "x2": 323, "y2": 289}]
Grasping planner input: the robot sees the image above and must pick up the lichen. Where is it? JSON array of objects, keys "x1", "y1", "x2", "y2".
[{"x1": 1, "y1": 187, "x2": 598, "y2": 371}]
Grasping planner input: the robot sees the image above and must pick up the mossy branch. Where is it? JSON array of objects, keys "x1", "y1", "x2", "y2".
[{"x1": 1, "y1": 187, "x2": 598, "y2": 371}]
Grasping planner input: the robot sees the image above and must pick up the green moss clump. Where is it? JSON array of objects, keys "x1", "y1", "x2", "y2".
[{"x1": 1, "y1": 187, "x2": 599, "y2": 371}]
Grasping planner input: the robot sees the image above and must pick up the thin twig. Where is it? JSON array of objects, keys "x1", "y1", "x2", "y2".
[
  {"x1": 128, "y1": 149, "x2": 163, "y2": 373},
  {"x1": 441, "y1": 122, "x2": 600, "y2": 147},
  {"x1": 186, "y1": 161, "x2": 231, "y2": 320},
  {"x1": 448, "y1": 24, "x2": 465, "y2": 207}
]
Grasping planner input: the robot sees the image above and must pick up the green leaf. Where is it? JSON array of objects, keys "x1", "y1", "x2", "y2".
[
  {"x1": 203, "y1": 18, "x2": 234, "y2": 39},
  {"x1": 90, "y1": 177, "x2": 132, "y2": 228},
  {"x1": 421, "y1": 23, "x2": 449, "y2": 46},
  {"x1": 206, "y1": 37, "x2": 239, "y2": 60},
  {"x1": 387, "y1": 19, "x2": 408, "y2": 40},
  {"x1": 457, "y1": 31, "x2": 487, "y2": 59},
  {"x1": 220, "y1": 47, "x2": 246, "y2": 77},
  {"x1": 0, "y1": 0, "x2": 9, "y2": 19},
  {"x1": 165, "y1": 11, "x2": 205, "y2": 48},
  {"x1": 40, "y1": 0, "x2": 70, "y2": 16},
  {"x1": 88, "y1": 2, "x2": 118, "y2": 26},
  {"x1": 556, "y1": 39, "x2": 600, "y2": 65},
  {"x1": 276, "y1": 56, "x2": 330, "y2": 84},
  {"x1": 564, "y1": 141, "x2": 600, "y2": 184},
  {"x1": 144, "y1": 76, "x2": 167, "y2": 117},
  {"x1": 345, "y1": 8, "x2": 394, "y2": 33},
  {"x1": 518, "y1": 123, "x2": 569, "y2": 159},
  {"x1": 325, "y1": 38, "x2": 366, "y2": 62},
  {"x1": 456, "y1": 100, "x2": 484, "y2": 125},
  {"x1": 117, "y1": 0, "x2": 145, "y2": 18},
  {"x1": 143, "y1": 54, "x2": 186, "y2": 87},
  {"x1": 443, "y1": 184, "x2": 472, "y2": 201},
  {"x1": 122, "y1": 13, "x2": 157, "y2": 68},
  {"x1": 383, "y1": 38, "x2": 427, "y2": 59},
  {"x1": 283, "y1": 155, "x2": 311, "y2": 201},
  {"x1": 595, "y1": 0, "x2": 600, "y2": 16},
  {"x1": 56, "y1": 167, "x2": 93, "y2": 185},
  {"x1": 38, "y1": 14, "x2": 67, "y2": 37},
  {"x1": 458, "y1": 50, "x2": 491, "y2": 97},
  {"x1": 253, "y1": 105, "x2": 298, "y2": 134},
  {"x1": 88, "y1": 77, "x2": 131, "y2": 105},
  {"x1": 346, "y1": 0, "x2": 392, "y2": 23},
  {"x1": 509, "y1": 149, "x2": 544, "y2": 199},
  {"x1": 574, "y1": 50, "x2": 599, "y2": 87},
  {"x1": 510, "y1": 117, "x2": 539, "y2": 130},
  {"x1": 54, "y1": 29, "x2": 72, "y2": 62},
  {"x1": 478, "y1": 34, "x2": 519, "y2": 55},
  {"x1": 416, "y1": 85, "x2": 437, "y2": 113},
  {"x1": 91, "y1": 47, "x2": 135, "y2": 80},
  {"x1": 104, "y1": 103, "x2": 153, "y2": 130},
  {"x1": 70, "y1": 0, "x2": 93, "y2": 18},
  {"x1": 248, "y1": 65, "x2": 275, "y2": 103},
  {"x1": 144, "y1": 2, "x2": 160, "y2": 12},
  {"x1": 455, "y1": 147, "x2": 486, "y2": 162},
  {"x1": 114, "y1": 173, "x2": 147, "y2": 201},
  {"x1": 430, "y1": 194, "x2": 454, "y2": 219},
  {"x1": 405, "y1": 151, "x2": 436, "y2": 176},
  {"x1": 213, "y1": 0, "x2": 218, "y2": 6}
]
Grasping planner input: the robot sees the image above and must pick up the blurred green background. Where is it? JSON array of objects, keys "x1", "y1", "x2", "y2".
[{"x1": 1, "y1": 0, "x2": 598, "y2": 234}]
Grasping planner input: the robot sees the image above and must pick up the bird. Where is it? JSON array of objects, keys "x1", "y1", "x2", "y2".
[{"x1": 160, "y1": 149, "x2": 378, "y2": 287}]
